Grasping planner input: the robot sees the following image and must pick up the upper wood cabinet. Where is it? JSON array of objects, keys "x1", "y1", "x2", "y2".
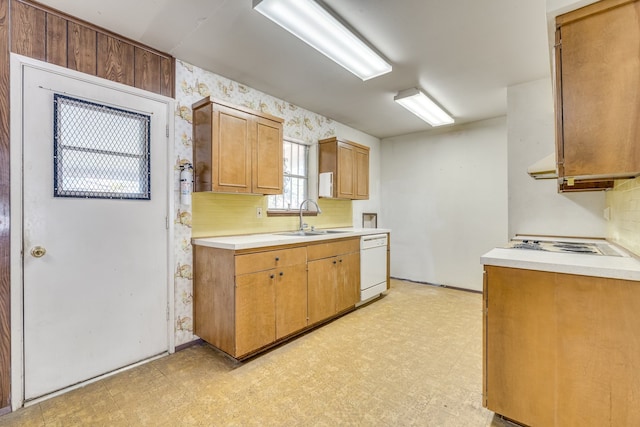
[
  {"x1": 192, "y1": 98, "x2": 283, "y2": 194},
  {"x1": 555, "y1": 0, "x2": 640, "y2": 190},
  {"x1": 319, "y1": 137, "x2": 369, "y2": 200}
]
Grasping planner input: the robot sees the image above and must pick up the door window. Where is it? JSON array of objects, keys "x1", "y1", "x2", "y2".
[{"x1": 53, "y1": 94, "x2": 151, "y2": 200}]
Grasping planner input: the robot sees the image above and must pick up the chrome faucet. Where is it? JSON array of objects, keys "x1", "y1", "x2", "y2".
[{"x1": 299, "y1": 199, "x2": 322, "y2": 231}]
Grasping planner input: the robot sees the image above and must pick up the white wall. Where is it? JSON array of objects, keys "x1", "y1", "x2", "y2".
[
  {"x1": 507, "y1": 78, "x2": 606, "y2": 238},
  {"x1": 381, "y1": 117, "x2": 508, "y2": 291}
]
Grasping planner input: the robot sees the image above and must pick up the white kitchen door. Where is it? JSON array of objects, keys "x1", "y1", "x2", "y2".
[{"x1": 21, "y1": 65, "x2": 170, "y2": 400}]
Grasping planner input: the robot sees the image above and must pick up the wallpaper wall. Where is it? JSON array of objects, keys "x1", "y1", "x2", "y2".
[{"x1": 172, "y1": 60, "x2": 354, "y2": 346}]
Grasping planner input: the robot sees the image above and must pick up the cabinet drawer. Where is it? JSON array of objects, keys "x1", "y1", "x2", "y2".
[
  {"x1": 307, "y1": 238, "x2": 359, "y2": 261},
  {"x1": 236, "y1": 247, "x2": 306, "y2": 275}
]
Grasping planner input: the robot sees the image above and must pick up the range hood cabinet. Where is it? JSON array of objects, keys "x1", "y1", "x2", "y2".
[{"x1": 527, "y1": 153, "x2": 557, "y2": 180}]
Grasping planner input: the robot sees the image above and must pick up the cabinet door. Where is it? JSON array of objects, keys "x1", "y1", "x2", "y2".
[
  {"x1": 336, "y1": 252, "x2": 360, "y2": 312},
  {"x1": 354, "y1": 146, "x2": 369, "y2": 200},
  {"x1": 275, "y1": 264, "x2": 308, "y2": 339},
  {"x1": 484, "y1": 266, "x2": 556, "y2": 427},
  {"x1": 558, "y1": 1, "x2": 640, "y2": 179},
  {"x1": 212, "y1": 104, "x2": 252, "y2": 193},
  {"x1": 307, "y1": 258, "x2": 337, "y2": 324},
  {"x1": 235, "y1": 271, "x2": 276, "y2": 356},
  {"x1": 336, "y1": 142, "x2": 355, "y2": 199},
  {"x1": 253, "y1": 116, "x2": 283, "y2": 195}
]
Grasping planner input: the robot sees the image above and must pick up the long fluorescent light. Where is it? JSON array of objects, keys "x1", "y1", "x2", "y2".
[
  {"x1": 394, "y1": 88, "x2": 454, "y2": 127},
  {"x1": 253, "y1": 0, "x2": 392, "y2": 81}
]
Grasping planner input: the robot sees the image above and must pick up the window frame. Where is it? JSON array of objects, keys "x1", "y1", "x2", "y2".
[{"x1": 267, "y1": 137, "x2": 316, "y2": 216}]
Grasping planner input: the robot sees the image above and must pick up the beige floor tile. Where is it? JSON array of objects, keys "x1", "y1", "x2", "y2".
[{"x1": 0, "y1": 279, "x2": 500, "y2": 426}]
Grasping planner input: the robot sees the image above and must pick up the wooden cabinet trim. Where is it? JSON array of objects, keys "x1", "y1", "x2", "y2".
[{"x1": 556, "y1": 0, "x2": 634, "y2": 25}]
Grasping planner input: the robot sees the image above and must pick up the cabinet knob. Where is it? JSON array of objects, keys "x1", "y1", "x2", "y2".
[
  {"x1": 333, "y1": 260, "x2": 337, "y2": 264},
  {"x1": 339, "y1": 259, "x2": 343, "y2": 263},
  {"x1": 279, "y1": 271, "x2": 284, "y2": 276},
  {"x1": 270, "y1": 274, "x2": 275, "y2": 279},
  {"x1": 275, "y1": 257, "x2": 280, "y2": 261}
]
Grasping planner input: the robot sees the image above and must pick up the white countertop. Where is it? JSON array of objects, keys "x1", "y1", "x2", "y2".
[
  {"x1": 192, "y1": 228, "x2": 391, "y2": 250},
  {"x1": 481, "y1": 236, "x2": 640, "y2": 281}
]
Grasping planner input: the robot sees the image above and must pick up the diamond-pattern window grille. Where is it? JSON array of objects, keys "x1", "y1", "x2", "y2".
[{"x1": 53, "y1": 94, "x2": 151, "y2": 200}]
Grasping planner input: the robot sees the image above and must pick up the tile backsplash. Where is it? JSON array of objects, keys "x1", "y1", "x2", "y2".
[
  {"x1": 607, "y1": 177, "x2": 640, "y2": 256},
  {"x1": 192, "y1": 193, "x2": 352, "y2": 238}
]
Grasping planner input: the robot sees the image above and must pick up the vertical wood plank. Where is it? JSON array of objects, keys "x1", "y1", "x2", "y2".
[
  {"x1": 0, "y1": 0, "x2": 11, "y2": 413},
  {"x1": 45, "y1": 13, "x2": 67, "y2": 67},
  {"x1": 134, "y1": 47, "x2": 161, "y2": 93},
  {"x1": 10, "y1": 0, "x2": 45, "y2": 60},
  {"x1": 67, "y1": 22, "x2": 96, "y2": 75},
  {"x1": 97, "y1": 33, "x2": 134, "y2": 86},
  {"x1": 160, "y1": 56, "x2": 173, "y2": 98}
]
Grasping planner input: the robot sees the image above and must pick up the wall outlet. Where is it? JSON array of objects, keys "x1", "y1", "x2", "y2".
[{"x1": 256, "y1": 207, "x2": 263, "y2": 219}]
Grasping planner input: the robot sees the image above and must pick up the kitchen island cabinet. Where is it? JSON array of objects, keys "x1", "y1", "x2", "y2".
[
  {"x1": 555, "y1": 0, "x2": 640, "y2": 191},
  {"x1": 483, "y1": 265, "x2": 640, "y2": 426},
  {"x1": 192, "y1": 97, "x2": 283, "y2": 194}
]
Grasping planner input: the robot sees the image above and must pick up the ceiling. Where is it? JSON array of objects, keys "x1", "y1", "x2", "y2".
[{"x1": 34, "y1": 0, "x2": 552, "y2": 139}]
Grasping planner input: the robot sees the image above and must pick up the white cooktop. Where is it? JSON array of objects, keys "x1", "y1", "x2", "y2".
[{"x1": 481, "y1": 235, "x2": 640, "y2": 281}]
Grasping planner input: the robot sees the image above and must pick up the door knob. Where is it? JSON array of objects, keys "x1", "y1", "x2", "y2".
[{"x1": 31, "y1": 246, "x2": 46, "y2": 258}]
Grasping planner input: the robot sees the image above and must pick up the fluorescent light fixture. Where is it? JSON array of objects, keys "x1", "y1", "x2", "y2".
[
  {"x1": 253, "y1": 0, "x2": 392, "y2": 81},
  {"x1": 394, "y1": 88, "x2": 454, "y2": 127}
]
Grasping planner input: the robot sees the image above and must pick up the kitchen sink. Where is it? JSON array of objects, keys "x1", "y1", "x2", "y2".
[{"x1": 277, "y1": 230, "x2": 349, "y2": 237}]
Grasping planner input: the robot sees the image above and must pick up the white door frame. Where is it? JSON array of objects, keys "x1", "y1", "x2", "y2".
[{"x1": 9, "y1": 53, "x2": 176, "y2": 410}]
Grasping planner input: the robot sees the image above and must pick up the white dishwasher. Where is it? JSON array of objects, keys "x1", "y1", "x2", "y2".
[{"x1": 360, "y1": 234, "x2": 388, "y2": 301}]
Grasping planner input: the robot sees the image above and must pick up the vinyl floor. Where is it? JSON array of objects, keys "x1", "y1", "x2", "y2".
[{"x1": 0, "y1": 279, "x2": 513, "y2": 426}]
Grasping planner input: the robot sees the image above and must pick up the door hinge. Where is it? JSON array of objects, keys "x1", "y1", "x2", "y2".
[
  {"x1": 167, "y1": 306, "x2": 170, "y2": 321},
  {"x1": 166, "y1": 125, "x2": 169, "y2": 138},
  {"x1": 166, "y1": 216, "x2": 169, "y2": 229}
]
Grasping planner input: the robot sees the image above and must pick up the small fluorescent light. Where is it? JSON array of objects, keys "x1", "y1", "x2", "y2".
[
  {"x1": 394, "y1": 88, "x2": 454, "y2": 127},
  {"x1": 253, "y1": 0, "x2": 392, "y2": 81}
]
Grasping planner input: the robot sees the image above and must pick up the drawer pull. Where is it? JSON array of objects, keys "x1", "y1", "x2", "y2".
[
  {"x1": 279, "y1": 271, "x2": 284, "y2": 276},
  {"x1": 275, "y1": 257, "x2": 280, "y2": 261}
]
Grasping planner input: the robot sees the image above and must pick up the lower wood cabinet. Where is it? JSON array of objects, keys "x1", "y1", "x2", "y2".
[
  {"x1": 194, "y1": 245, "x2": 307, "y2": 358},
  {"x1": 483, "y1": 265, "x2": 640, "y2": 426},
  {"x1": 193, "y1": 237, "x2": 361, "y2": 359},
  {"x1": 307, "y1": 239, "x2": 360, "y2": 325}
]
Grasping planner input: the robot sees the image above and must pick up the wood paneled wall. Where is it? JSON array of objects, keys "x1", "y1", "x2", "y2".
[
  {"x1": 0, "y1": 0, "x2": 175, "y2": 414},
  {"x1": 0, "y1": 0, "x2": 10, "y2": 417},
  {"x1": 10, "y1": 0, "x2": 174, "y2": 96}
]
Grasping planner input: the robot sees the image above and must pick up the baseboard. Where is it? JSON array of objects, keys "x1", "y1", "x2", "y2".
[
  {"x1": 175, "y1": 338, "x2": 204, "y2": 352},
  {"x1": 391, "y1": 276, "x2": 482, "y2": 294},
  {"x1": 0, "y1": 405, "x2": 11, "y2": 416}
]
